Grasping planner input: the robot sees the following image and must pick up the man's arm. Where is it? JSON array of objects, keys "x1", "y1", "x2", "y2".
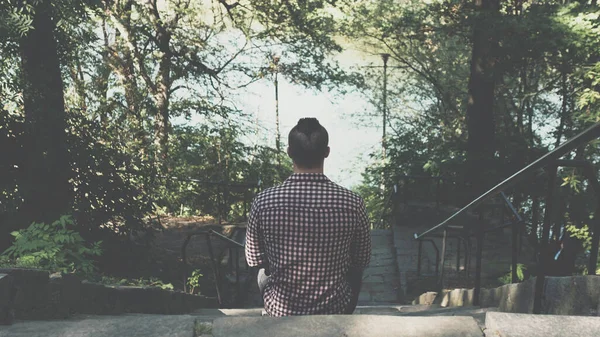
[
  {"x1": 245, "y1": 199, "x2": 267, "y2": 269},
  {"x1": 346, "y1": 199, "x2": 372, "y2": 314}
]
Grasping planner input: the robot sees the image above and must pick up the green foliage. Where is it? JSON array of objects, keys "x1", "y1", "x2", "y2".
[
  {"x1": 97, "y1": 275, "x2": 174, "y2": 290},
  {"x1": 498, "y1": 263, "x2": 528, "y2": 285},
  {"x1": 187, "y1": 269, "x2": 203, "y2": 294},
  {"x1": 3, "y1": 215, "x2": 102, "y2": 277},
  {"x1": 194, "y1": 321, "x2": 212, "y2": 335},
  {"x1": 352, "y1": 182, "x2": 382, "y2": 228},
  {"x1": 566, "y1": 224, "x2": 592, "y2": 252},
  {"x1": 561, "y1": 173, "x2": 582, "y2": 193},
  {"x1": 162, "y1": 123, "x2": 292, "y2": 220}
]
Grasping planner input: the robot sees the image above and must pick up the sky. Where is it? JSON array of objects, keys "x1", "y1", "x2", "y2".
[{"x1": 179, "y1": 44, "x2": 387, "y2": 189}]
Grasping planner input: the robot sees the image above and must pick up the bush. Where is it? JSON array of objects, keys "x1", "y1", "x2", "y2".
[
  {"x1": 498, "y1": 263, "x2": 528, "y2": 285},
  {"x1": 2, "y1": 215, "x2": 102, "y2": 277}
]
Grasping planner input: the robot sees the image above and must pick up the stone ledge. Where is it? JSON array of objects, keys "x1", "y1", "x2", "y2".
[
  {"x1": 0, "y1": 268, "x2": 218, "y2": 321},
  {"x1": 485, "y1": 312, "x2": 600, "y2": 337},
  {"x1": 0, "y1": 274, "x2": 15, "y2": 325},
  {"x1": 212, "y1": 315, "x2": 484, "y2": 337},
  {"x1": 413, "y1": 276, "x2": 600, "y2": 316}
]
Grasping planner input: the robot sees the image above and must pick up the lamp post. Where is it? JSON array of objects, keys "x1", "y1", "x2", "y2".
[
  {"x1": 380, "y1": 54, "x2": 390, "y2": 194},
  {"x1": 273, "y1": 55, "x2": 281, "y2": 166},
  {"x1": 381, "y1": 53, "x2": 390, "y2": 162}
]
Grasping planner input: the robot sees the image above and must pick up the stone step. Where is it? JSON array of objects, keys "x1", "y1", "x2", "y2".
[
  {"x1": 1, "y1": 305, "x2": 501, "y2": 337},
  {"x1": 211, "y1": 315, "x2": 484, "y2": 337},
  {"x1": 484, "y1": 312, "x2": 600, "y2": 337},
  {"x1": 0, "y1": 314, "x2": 199, "y2": 337}
]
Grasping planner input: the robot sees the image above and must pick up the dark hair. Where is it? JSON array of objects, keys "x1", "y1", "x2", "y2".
[{"x1": 288, "y1": 118, "x2": 329, "y2": 168}]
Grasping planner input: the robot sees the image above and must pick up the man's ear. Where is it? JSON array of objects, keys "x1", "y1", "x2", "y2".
[
  {"x1": 287, "y1": 146, "x2": 292, "y2": 158},
  {"x1": 324, "y1": 146, "x2": 330, "y2": 158}
]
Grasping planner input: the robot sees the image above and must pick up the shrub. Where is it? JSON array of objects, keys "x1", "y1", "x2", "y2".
[
  {"x1": 187, "y1": 269, "x2": 203, "y2": 294},
  {"x1": 3, "y1": 215, "x2": 102, "y2": 277},
  {"x1": 498, "y1": 263, "x2": 528, "y2": 285}
]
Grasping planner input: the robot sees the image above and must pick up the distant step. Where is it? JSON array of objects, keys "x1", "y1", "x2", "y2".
[
  {"x1": 359, "y1": 229, "x2": 402, "y2": 304},
  {"x1": 211, "y1": 315, "x2": 483, "y2": 337}
]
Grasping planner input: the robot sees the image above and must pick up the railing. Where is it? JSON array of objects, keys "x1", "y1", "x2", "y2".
[
  {"x1": 414, "y1": 122, "x2": 600, "y2": 313},
  {"x1": 181, "y1": 228, "x2": 248, "y2": 307}
]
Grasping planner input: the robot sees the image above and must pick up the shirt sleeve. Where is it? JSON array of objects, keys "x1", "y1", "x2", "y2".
[
  {"x1": 350, "y1": 198, "x2": 371, "y2": 269},
  {"x1": 245, "y1": 198, "x2": 266, "y2": 268}
]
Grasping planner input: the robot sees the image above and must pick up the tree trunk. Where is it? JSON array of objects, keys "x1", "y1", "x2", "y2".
[
  {"x1": 555, "y1": 62, "x2": 568, "y2": 148},
  {"x1": 153, "y1": 27, "x2": 172, "y2": 171},
  {"x1": 98, "y1": 11, "x2": 111, "y2": 129},
  {"x1": 19, "y1": 0, "x2": 71, "y2": 227},
  {"x1": 465, "y1": 0, "x2": 500, "y2": 200}
]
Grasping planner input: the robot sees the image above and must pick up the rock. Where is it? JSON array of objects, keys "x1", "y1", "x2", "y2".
[
  {"x1": 441, "y1": 289, "x2": 467, "y2": 307},
  {"x1": 0, "y1": 274, "x2": 15, "y2": 325},
  {"x1": 496, "y1": 278, "x2": 535, "y2": 313},
  {"x1": 432, "y1": 290, "x2": 449, "y2": 305},
  {"x1": 413, "y1": 291, "x2": 437, "y2": 305},
  {"x1": 543, "y1": 276, "x2": 600, "y2": 316}
]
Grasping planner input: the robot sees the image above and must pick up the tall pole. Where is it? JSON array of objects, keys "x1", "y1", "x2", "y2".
[
  {"x1": 273, "y1": 55, "x2": 281, "y2": 167},
  {"x1": 382, "y1": 53, "x2": 390, "y2": 162},
  {"x1": 380, "y1": 54, "x2": 390, "y2": 194}
]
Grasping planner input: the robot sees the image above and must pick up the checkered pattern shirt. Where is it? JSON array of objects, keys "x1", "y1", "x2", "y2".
[{"x1": 245, "y1": 173, "x2": 371, "y2": 316}]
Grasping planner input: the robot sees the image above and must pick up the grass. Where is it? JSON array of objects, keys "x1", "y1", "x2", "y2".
[{"x1": 194, "y1": 320, "x2": 213, "y2": 336}]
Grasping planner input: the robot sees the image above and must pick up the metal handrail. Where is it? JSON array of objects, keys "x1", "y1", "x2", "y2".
[
  {"x1": 181, "y1": 228, "x2": 247, "y2": 307},
  {"x1": 208, "y1": 229, "x2": 245, "y2": 248},
  {"x1": 415, "y1": 122, "x2": 600, "y2": 240}
]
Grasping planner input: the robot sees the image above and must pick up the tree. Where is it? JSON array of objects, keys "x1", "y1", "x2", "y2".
[
  {"x1": 464, "y1": 0, "x2": 500, "y2": 199},
  {"x1": 18, "y1": 0, "x2": 71, "y2": 228}
]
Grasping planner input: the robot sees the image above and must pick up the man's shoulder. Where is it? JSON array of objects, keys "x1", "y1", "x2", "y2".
[
  {"x1": 324, "y1": 181, "x2": 365, "y2": 208},
  {"x1": 253, "y1": 184, "x2": 286, "y2": 205},
  {"x1": 252, "y1": 178, "x2": 365, "y2": 210}
]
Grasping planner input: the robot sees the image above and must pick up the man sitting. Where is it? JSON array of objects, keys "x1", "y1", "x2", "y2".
[{"x1": 245, "y1": 117, "x2": 371, "y2": 316}]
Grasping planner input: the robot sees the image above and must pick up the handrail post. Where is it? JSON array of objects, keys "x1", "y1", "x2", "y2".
[
  {"x1": 235, "y1": 248, "x2": 240, "y2": 304},
  {"x1": 589, "y1": 204, "x2": 600, "y2": 276},
  {"x1": 473, "y1": 211, "x2": 484, "y2": 306},
  {"x1": 456, "y1": 237, "x2": 461, "y2": 275},
  {"x1": 534, "y1": 164, "x2": 558, "y2": 314},
  {"x1": 439, "y1": 229, "x2": 448, "y2": 289},
  {"x1": 464, "y1": 238, "x2": 470, "y2": 279},
  {"x1": 417, "y1": 239, "x2": 423, "y2": 277},
  {"x1": 511, "y1": 220, "x2": 520, "y2": 283},
  {"x1": 583, "y1": 166, "x2": 600, "y2": 276},
  {"x1": 206, "y1": 232, "x2": 223, "y2": 306},
  {"x1": 181, "y1": 234, "x2": 192, "y2": 293}
]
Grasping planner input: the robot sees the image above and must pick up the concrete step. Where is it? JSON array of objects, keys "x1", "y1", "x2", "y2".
[
  {"x1": 484, "y1": 312, "x2": 600, "y2": 337},
  {"x1": 0, "y1": 314, "x2": 199, "y2": 337},
  {"x1": 211, "y1": 315, "x2": 484, "y2": 337},
  {"x1": 0, "y1": 305, "x2": 500, "y2": 337}
]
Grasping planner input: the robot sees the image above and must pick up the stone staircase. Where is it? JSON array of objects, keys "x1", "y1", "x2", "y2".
[
  {"x1": 3, "y1": 222, "x2": 600, "y2": 336},
  {"x1": 4, "y1": 305, "x2": 600, "y2": 336},
  {"x1": 359, "y1": 229, "x2": 402, "y2": 304}
]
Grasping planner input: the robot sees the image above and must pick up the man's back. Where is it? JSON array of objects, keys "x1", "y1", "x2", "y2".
[{"x1": 245, "y1": 173, "x2": 371, "y2": 316}]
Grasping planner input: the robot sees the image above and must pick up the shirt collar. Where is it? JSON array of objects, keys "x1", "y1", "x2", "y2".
[{"x1": 285, "y1": 173, "x2": 330, "y2": 183}]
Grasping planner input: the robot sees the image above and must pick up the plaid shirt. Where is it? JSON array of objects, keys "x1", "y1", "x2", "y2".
[{"x1": 245, "y1": 173, "x2": 371, "y2": 316}]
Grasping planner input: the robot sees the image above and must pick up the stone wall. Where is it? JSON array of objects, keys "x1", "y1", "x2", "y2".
[
  {"x1": 0, "y1": 268, "x2": 218, "y2": 322},
  {"x1": 412, "y1": 276, "x2": 600, "y2": 316}
]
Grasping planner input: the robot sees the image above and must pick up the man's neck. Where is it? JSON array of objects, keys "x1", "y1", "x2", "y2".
[{"x1": 293, "y1": 165, "x2": 324, "y2": 174}]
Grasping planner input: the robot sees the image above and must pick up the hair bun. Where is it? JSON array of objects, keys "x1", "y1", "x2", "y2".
[{"x1": 296, "y1": 118, "x2": 321, "y2": 134}]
